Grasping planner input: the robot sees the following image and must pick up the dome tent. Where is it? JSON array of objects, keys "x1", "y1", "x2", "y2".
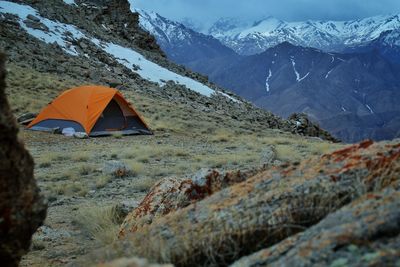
[{"x1": 28, "y1": 85, "x2": 152, "y2": 136}]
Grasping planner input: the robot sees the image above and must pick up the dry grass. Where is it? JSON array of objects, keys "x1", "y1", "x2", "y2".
[
  {"x1": 6, "y1": 63, "x2": 80, "y2": 114},
  {"x1": 78, "y1": 164, "x2": 96, "y2": 176},
  {"x1": 96, "y1": 175, "x2": 112, "y2": 189},
  {"x1": 50, "y1": 181, "x2": 88, "y2": 197},
  {"x1": 130, "y1": 176, "x2": 157, "y2": 192},
  {"x1": 74, "y1": 205, "x2": 121, "y2": 245}
]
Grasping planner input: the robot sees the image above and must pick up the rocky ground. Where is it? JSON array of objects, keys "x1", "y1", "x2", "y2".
[{"x1": 18, "y1": 120, "x2": 340, "y2": 266}]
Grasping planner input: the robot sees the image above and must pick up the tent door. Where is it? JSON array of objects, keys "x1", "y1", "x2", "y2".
[{"x1": 91, "y1": 99, "x2": 126, "y2": 132}]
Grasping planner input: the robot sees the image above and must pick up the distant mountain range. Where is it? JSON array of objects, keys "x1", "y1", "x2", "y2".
[
  {"x1": 133, "y1": 8, "x2": 400, "y2": 142},
  {"x1": 208, "y1": 15, "x2": 400, "y2": 59}
]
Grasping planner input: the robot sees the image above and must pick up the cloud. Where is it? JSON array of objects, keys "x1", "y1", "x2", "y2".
[{"x1": 131, "y1": 0, "x2": 400, "y2": 27}]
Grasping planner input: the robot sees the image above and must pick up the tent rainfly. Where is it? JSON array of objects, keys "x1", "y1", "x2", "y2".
[{"x1": 28, "y1": 85, "x2": 152, "y2": 136}]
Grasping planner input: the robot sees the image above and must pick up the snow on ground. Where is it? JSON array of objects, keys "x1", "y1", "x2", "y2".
[
  {"x1": 325, "y1": 69, "x2": 334, "y2": 79},
  {"x1": 0, "y1": 1, "x2": 240, "y2": 101},
  {"x1": 63, "y1": 0, "x2": 76, "y2": 5},
  {"x1": 92, "y1": 40, "x2": 215, "y2": 97},
  {"x1": 265, "y1": 68, "x2": 272, "y2": 93},
  {"x1": 0, "y1": 1, "x2": 84, "y2": 55},
  {"x1": 290, "y1": 58, "x2": 309, "y2": 82},
  {"x1": 298, "y1": 72, "x2": 310, "y2": 82},
  {"x1": 291, "y1": 58, "x2": 300, "y2": 81},
  {"x1": 366, "y1": 104, "x2": 374, "y2": 114}
]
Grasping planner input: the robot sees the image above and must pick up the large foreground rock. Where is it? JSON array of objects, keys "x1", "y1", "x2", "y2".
[
  {"x1": 0, "y1": 54, "x2": 47, "y2": 266},
  {"x1": 231, "y1": 189, "x2": 400, "y2": 267},
  {"x1": 87, "y1": 140, "x2": 399, "y2": 266},
  {"x1": 119, "y1": 169, "x2": 252, "y2": 237}
]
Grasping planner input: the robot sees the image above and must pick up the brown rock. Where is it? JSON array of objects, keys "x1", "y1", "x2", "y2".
[
  {"x1": 118, "y1": 169, "x2": 251, "y2": 237},
  {"x1": 0, "y1": 54, "x2": 47, "y2": 266},
  {"x1": 111, "y1": 140, "x2": 399, "y2": 266},
  {"x1": 231, "y1": 189, "x2": 400, "y2": 267}
]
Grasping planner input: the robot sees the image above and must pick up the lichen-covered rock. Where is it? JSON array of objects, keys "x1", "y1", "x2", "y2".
[
  {"x1": 103, "y1": 160, "x2": 132, "y2": 178},
  {"x1": 119, "y1": 169, "x2": 250, "y2": 237},
  {"x1": 231, "y1": 189, "x2": 400, "y2": 267},
  {"x1": 0, "y1": 54, "x2": 47, "y2": 266},
  {"x1": 110, "y1": 140, "x2": 400, "y2": 266}
]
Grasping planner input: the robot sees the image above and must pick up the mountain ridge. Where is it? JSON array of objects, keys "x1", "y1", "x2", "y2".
[{"x1": 208, "y1": 14, "x2": 400, "y2": 56}]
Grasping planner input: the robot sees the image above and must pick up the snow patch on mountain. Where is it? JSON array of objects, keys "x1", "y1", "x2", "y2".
[
  {"x1": 209, "y1": 14, "x2": 400, "y2": 55},
  {"x1": 290, "y1": 58, "x2": 309, "y2": 82},
  {"x1": 91, "y1": 40, "x2": 216, "y2": 97},
  {"x1": 325, "y1": 69, "x2": 334, "y2": 79},
  {"x1": 0, "y1": 1, "x2": 83, "y2": 55},
  {"x1": 265, "y1": 68, "x2": 272, "y2": 93},
  {"x1": 298, "y1": 72, "x2": 310, "y2": 82},
  {"x1": 366, "y1": 104, "x2": 374, "y2": 114},
  {"x1": 63, "y1": 0, "x2": 76, "y2": 5},
  {"x1": 0, "y1": 1, "x2": 240, "y2": 100},
  {"x1": 291, "y1": 58, "x2": 300, "y2": 81}
]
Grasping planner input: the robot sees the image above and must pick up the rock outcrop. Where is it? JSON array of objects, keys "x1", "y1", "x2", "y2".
[
  {"x1": 119, "y1": 169, "x2": 253, "y2": 237},
  {"x1": 231, "y1": 189, "x2": 400, "y2": 267},
  {"x1": 288, "y1": 113, "x2": 340, "y2": 142},
  {"x1": 108, "y1": 140, "x2": 399, "y2": 267},
  {"x1": 0, "y1": 54, "x2": 47, "y2": 266}
]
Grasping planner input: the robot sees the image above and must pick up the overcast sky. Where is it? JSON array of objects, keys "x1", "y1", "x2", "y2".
[{"x1": 131, "y1": 0, "x2": 400, "y2": 28}]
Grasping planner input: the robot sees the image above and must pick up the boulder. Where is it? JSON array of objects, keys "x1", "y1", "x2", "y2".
[
  {"x1": 118, "y1": 169, "x2": 250, "y2": 237},
  {"x1": 114, "y1": 200, "x2": 140, "y2": 224},
  {"x1": 26, "y1": 14, "x2": 40, "y2": 22},
  {"x1": 0, "y1": 54, "x2": 47, "y2": 266},
  {"x1": 103, "y1": 160, "x2": 132, "y2": 178},
  {"x1": 111, "y1": 140, "x2": 400, "y2": 266},
  {"x1": 231, "y1": 189, "x2": 400, "y2": 267},
  {"x1": 23, "y1": 19, "x2": 49, "y2": 32}
]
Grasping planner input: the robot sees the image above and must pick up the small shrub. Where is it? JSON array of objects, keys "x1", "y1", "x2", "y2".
[
  {"x1": 96, "y1": 175, "x2": 112, "y2": 189},
  {"x1": 38, "y1": 162, "x2": 51, "y2": 168},
  {"x1": 74, "y1": 205, "x2": 121, "y2": 245},
  {"x1": 79, "y1": 164, "x2": 95, "y2": 175},
  {"x1": 132, "y1": 177, "x2": 156, "y2": 192}
]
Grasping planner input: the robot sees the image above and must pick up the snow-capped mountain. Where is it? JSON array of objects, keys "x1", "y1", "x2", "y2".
[
  {"x1": 131, "y1": 7, "x2": 238, "y2": 67},
  {"x1": 208, "y1": 15, "x2": 400, "y2": 56}
]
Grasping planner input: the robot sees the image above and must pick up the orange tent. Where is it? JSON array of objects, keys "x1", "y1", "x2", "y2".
[{"x1": 28, "y1": 85, "x2": 152, "y2": 136}]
